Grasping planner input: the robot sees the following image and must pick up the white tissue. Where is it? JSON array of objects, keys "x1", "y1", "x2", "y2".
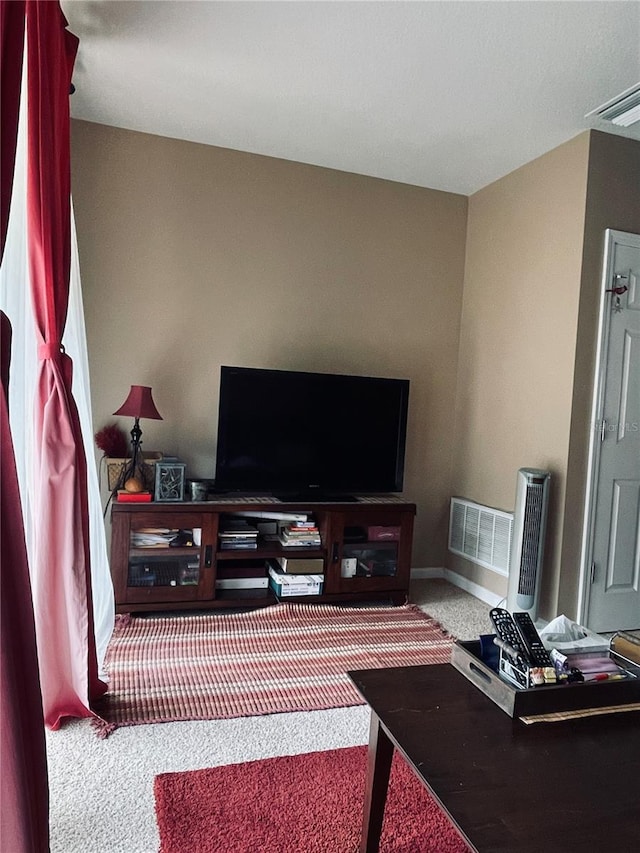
[{"x1": 539, "y1": 615, "x2": 609, "y2": 651}]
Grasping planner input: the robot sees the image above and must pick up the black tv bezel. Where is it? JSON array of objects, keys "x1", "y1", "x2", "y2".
[{"x1": 213, "y1": 366, "x2": 409, "y2": 500}]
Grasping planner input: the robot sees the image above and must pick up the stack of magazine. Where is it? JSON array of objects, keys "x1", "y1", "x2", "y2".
[
  {"x1": 218, "y1": 519, "x2": 259, "y2": 550},
  {"x1": 131, "y1": 528, "x2": 180, "y2": 548}
]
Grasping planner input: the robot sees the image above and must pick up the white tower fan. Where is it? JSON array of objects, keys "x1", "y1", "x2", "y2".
[{"x1": 506, "y1": 468, "x2": 550, "y2": 621}]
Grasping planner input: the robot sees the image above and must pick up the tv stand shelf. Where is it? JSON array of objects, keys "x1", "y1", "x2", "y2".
[{"x1": 110, "y1": 497, "x2": 415, "y2": 613}]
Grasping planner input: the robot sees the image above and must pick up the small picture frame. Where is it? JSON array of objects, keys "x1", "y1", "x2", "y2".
[{"x1": 154, "y1": 461, "x2": 186, "y2": 502}]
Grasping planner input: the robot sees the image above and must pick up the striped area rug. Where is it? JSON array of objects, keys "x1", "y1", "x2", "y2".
[{"x1": 93, "y1": 603, "x2": 453, "y2": 737}]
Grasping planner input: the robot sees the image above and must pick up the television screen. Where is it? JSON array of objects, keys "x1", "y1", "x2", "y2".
[{"x1": 213, "y1": 366, "x2": 409, "y2": 500}]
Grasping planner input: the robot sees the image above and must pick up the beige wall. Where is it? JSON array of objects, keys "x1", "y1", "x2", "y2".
[
  {"x1": 72, "y1": 121, "x2": 639, "y2": 612},
  {"x1": 449, "y1": 134, "x2": 591, "y2": 613},
  {"x1": 449, "y1": 131, "x2": 640, "y2": 620},
  {"x1": 558, "y1": 132, "x2": 640, "y2": 615},
  {"x1": 71, "y1": 120, "x2": 468, "y2": 568}
]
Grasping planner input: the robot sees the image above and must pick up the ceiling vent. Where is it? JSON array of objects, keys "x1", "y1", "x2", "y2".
[{"x1": 587, "y1": 82, "x2": 640, "y2": 128}]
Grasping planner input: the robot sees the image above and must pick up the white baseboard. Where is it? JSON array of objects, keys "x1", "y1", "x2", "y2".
[{"x1": 410, "y1": 567, "x2": 504, "y2": 608}]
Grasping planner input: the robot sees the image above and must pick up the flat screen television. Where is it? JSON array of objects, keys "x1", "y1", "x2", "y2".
[{"x1": 213, "y1": 366, "x2": 409, "y2": 500}]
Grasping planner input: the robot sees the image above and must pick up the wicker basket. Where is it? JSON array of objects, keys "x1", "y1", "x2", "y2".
[{"x1": 105, "y1": 452, "x2": 162, "y2": 492}]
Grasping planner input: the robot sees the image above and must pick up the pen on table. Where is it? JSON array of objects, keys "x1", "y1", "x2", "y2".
[{"x1": 592, "y1": 672, "x2": 627, "y2": 681}]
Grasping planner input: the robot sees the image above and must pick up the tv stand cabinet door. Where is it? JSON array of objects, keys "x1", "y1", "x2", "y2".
[
  {"x1": 110, "y1": 508, "x2": 215, "y2": 608},
  {"x1": 327, "y1": 507, "x2": 414, "y2": 596}
]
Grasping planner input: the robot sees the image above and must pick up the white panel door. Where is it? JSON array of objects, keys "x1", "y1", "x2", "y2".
[{"x1": 587, "y1": 231, "x2": 640, "y2": 632}]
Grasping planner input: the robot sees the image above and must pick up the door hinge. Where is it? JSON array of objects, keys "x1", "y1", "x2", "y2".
[
  {"x1": 590, "y1": 561, "x2": 596, "y2": 584},
  {"x1": 600, "y1": 418, "x2": 607, "y2": 443}
]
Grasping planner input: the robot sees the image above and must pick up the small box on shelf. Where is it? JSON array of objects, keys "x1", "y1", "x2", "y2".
[
  {"x1": 341, "y1": 558, "x2": 357, "y2": 578},
  {"x1": 275, "y1": 556, "x2": 324, "y2": 574},
  {"x1": 268, "y1": 563, "x2": 323, "y2": 597},
  {"x1": 154, "y1": 459, "x2": 187, "y2": 502},
  {"x1": 367, "y1": 525, "x2": 401, "y2": 541},
  {"x1": 117, "y1": 490, "x2": 152, "y2": 503}
]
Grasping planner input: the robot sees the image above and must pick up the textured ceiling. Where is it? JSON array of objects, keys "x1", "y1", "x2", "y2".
[{"x1": 62, "y1": 1, "x2": 640, "y2": 195}]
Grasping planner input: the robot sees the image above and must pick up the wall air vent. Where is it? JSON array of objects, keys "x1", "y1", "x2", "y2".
[
  {"x1": 587, "y1": 82, "x2": 640, "y2": 128},
  {"x1": 448, "y1": 498, "x2": 513, "y2": 576}
]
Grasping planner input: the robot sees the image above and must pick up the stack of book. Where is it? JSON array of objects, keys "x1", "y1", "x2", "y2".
[
  {"x1": 218, "y1": 519, "x2": 259, "y2": 550},
  {"x1": 267, "y1": 562, "x2": 323, "y2": 597},
  {"x1": 278, "y1": 519, "x2": 321, "y2": 548},
  {"x1": 117, "y1": 489, "x2": 152, "y2": 503}
]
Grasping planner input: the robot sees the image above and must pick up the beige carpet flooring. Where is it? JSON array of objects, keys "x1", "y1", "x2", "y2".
[{"x1": 46, "y1": 579, "x2": 491, "y2": 853}]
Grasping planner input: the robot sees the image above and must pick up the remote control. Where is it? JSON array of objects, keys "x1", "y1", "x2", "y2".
[
  {"x1": 489, "y1": 607, "x2": 526, "y2": 662},
  {"x1": 512, "y1": 611, "x2": 553, "y2": 667}
]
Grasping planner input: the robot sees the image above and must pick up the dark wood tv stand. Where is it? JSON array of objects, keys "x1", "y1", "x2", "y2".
[{"x1": 110, "y1": 496, "x2": 416, "y2": 613}]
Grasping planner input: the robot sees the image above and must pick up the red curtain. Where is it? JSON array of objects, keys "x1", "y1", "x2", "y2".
[
  {"x1": 1, "y1": 2, "x2": 49, "y2": 851},
  {"x1": 25, "y1": 0, "x2": 106, "y2": 728},
  {"x1": 0, "y1": 317, "x2": 50, "y2": 851},
  {"x1": 0, "y1": 0, "x2": 25, "y2": 249}
]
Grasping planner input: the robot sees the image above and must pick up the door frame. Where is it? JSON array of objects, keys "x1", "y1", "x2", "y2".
[{"x1": 577, "y1": 228, "x2": 639, "y2": 626}]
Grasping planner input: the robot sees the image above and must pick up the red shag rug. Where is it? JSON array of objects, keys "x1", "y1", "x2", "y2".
[
  {"x1": 93, "y1": 603, "x2": 453, "y2": 737},
  {"x1": 154, "y1": 746, "x2": 470, "y2": 853}
]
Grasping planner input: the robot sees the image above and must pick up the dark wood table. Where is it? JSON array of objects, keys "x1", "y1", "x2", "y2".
[{"x1": 348, "y1": 664, "x2": 640, "y2": 853}]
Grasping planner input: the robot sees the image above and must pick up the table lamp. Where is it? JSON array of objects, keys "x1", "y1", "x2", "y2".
[{"x1": 113, "y1": 385, "x2": 163, "y2": 491}]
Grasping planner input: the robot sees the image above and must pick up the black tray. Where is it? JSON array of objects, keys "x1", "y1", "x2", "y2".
[{"x1": 451, "y1": 639, "x2": 640, "y2": 719}]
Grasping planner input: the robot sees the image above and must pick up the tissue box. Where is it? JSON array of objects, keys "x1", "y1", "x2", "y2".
[{"x1": 540, "y1": 615, "x2": 609, "y2": 653}]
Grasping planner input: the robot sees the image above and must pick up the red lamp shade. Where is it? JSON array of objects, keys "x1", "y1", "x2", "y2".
[{"x1": 113, "y1": 385, "x2": 163, "y2": 421}]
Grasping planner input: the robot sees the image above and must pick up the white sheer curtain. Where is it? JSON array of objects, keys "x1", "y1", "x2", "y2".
[
  {"x1": 67, "y1": 208, "x2": 116, "y2": 672},
  {"x1": 0, "y1": 61, "x2": 114, "y2": 673}
]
